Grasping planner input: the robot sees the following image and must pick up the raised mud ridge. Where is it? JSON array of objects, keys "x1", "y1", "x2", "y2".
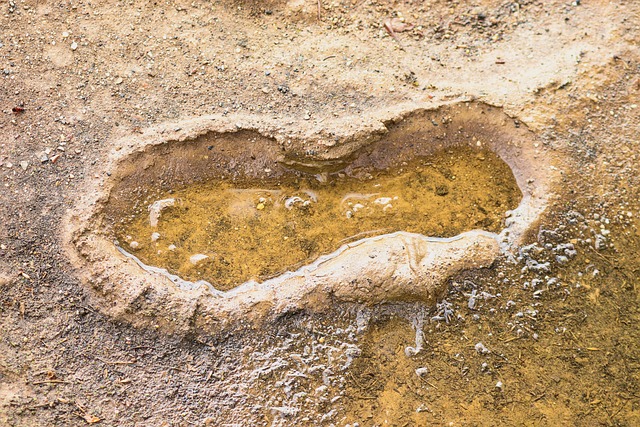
[{"x1": 64, "y1": 102, "x2": 559, "y2": 336}]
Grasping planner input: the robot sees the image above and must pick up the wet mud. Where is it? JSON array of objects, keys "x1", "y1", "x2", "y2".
[
  {"x1": 114, "y1": 146, "x2": 521, "y2": 290},
  {"x1": 1, "y1": 1, "x2": 639, "y2": 426}
]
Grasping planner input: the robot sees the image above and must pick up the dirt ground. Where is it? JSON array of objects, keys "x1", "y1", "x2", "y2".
[{"x1": 1, "y1": 0, "x2": 639, "y2": 426}]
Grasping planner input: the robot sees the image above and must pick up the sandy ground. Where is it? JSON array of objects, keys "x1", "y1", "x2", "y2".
[{"x1": 1, "y1": 0, "x2": 640, "y2": 426}]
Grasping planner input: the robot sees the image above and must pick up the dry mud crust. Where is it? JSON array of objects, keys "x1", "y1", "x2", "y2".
[{"x1": 63, "y1": 101, "x2": 560, "y2": 336}]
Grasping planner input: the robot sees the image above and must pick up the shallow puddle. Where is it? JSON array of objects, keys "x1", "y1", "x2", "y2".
[{"x1": 113, "y1": 146, "x2": 521, "y2": 290}]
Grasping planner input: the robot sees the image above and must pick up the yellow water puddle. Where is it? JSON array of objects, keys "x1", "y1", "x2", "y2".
[{"x1": 113, "y1": 146, "x2": 521, "y2": 290}]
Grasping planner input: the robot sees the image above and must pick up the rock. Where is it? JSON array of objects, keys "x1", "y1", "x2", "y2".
[
  {"x1": 475, "y1": 342, "x2": 490, "y2": 354},
  {"x1": 189, "y1": 254, "x2": 209, "y2": 265},
  {"x1": 129, "y1": 241, "x2": 139, "y2": 250},
  {"x1": 435, "y1": 185, "x2": 449, "y2": 196},
  {"x1": 284, "y1": 196, "x2": 304, "y2": 210},
  {"x1": 19, "y1": 161, "x2": 28, "y2": 170},
  {"x1": 70, "y1": 41, "x2": 78, "y2": 50},
  {"x1": 115, "y1": 77, "x2": 123, "y2": 85},
  {"x1": 151, "y1": 232, "x2": 160, "y2": 242},
  {"x1": 595, "y1": 234, "x2": 607, "y2": 250},
  {"x1": 37, "y1": 152, "x2": 49, "y2": 163},
  {"x1": 374, "y1": 197, "x2": 392, "y2": 205},
  {"x1": 415, "y1": 367, "x2": 429, "y2": 377}
]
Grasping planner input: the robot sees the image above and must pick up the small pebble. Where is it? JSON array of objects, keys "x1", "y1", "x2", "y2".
[
  {"x1": 374, "y1": 197, "x2": 392, "y2": 205},
  {"x1": 475, "y1": 342, "x2": 490, "y2": 354},
  {"x1": 70, "y1": 41, "x2": 78, "y2": 50},
  {"x1": 189, "y1": 254, "x2": 209, "y2": 265},
  {"x1": 129, "y1": 241, "x2": 139, "y2": 250},
  {"x1": 415, "y1": 367, "x2": 429, "y2": 377}
]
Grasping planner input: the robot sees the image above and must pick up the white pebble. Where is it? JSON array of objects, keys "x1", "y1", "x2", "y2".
[
  {"x1": 415, "y1": 367, "x2": 429, "y2": 377},
  {"x1": 189, "y1": 254, "x2": 209, "y2": 265},
  {"x1": 374, "y1": 197, "x2": 392, "y2": 205},
  {"x1": 475, "y1": 342, "x2": 490, "y2": 354}
]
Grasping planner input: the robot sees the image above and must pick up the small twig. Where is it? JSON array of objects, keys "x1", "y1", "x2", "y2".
[
  {"x1": 96, "y1": 356, "x2": 136, "y2": 365},
  {"x1": 384, "y1": 20, "x2": 405, "y2": 50},
  {"x1": 72, "y1": 303, "x2": 97, "y2": 313},
  {"x1": 130, "y1": 345, "x2": 155, "y2": 351},
  {"x1": 610, "y1": 404, "x2": 625, "y2": 420},
  {"x1": 418, "y1": 377, "x2": 438, "y2": 389},
  {"x1": 317, "y1": 0, "x2": 321, "y2": 21},
  {"x1": 532, "y1": 393, "x2": 546, "y2": 402},
  {"x1": 32, "y1": 380, "x2": 68, "y2": 385},
  {"x1": 354, "y1": 395, "x2": 377, "y2": 400}
]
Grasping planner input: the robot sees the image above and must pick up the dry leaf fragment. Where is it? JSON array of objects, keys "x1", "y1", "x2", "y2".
[
  {"x1": 387, "y1": 17, "x2": 415, "y2": 33},
  {"x1": 83, "y1": 414, "x2": 101, "y2": 424},
  {"x1": 383, "y1": 18, "x2": 415, "y2": 50}
]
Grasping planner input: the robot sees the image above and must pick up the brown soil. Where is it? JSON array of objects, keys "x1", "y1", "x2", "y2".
[{"x1": 1, "y1": 1, "x2": 639, "y2": 426}]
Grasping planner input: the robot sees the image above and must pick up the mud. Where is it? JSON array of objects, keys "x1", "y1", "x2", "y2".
[
  {"x1": 1, "y1": 0, "x2": 639, "y2": 426},
  {"x1": 64, "y1": 103, "x2": 555, "y2": 336},
  {"x1": 113, "y1": 145, "x2": 521, "y2": 291}
]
